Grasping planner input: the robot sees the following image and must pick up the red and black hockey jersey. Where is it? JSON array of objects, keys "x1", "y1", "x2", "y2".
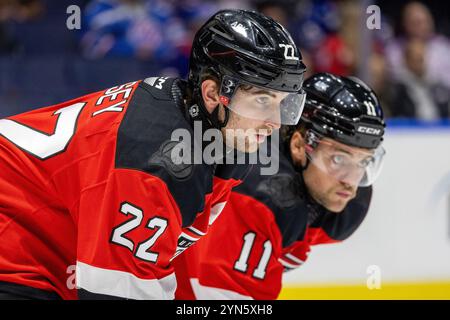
[
  {"x1": 0, "y1": 77, "x2": 249, "y2": 299},
  {"x1": 174, "y1": 140, "x2": 372, "y2": 300}
]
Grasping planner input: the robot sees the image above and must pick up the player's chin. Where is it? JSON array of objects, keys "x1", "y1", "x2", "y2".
[
  {"x1": 239, "y1": 143, "x2": 257, "y2": 154},
  {"x1": 235, "y1": 137, "x2": 259, "y2": 153},
  {"x1": 247, "y1": 138, "x2": 262, "y2": 153},
  {"x1": 326, "y1": 197, "x2": 350, "y2": 213}
]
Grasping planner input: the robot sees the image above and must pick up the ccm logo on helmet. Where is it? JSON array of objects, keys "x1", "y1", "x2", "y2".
[{"x1": 357, "y1": 126, "x2": 382, "y2": 136}]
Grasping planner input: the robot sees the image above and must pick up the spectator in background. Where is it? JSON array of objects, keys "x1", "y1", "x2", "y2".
[
  {"x1": 171, "y1": 0, "x2": 220, "y2": 76},
  {"x1": 0, "y1": 0, "x2": 44, "y2": 54},
  {"x1": 385, "y1": 1, "x2": 450, "y2": 91},
  {"x1": 313, "y1": 0, "x2": 356, "y2": 76},
  {"x1": 254, "y1": 0, "x2": 289, "y2": 26},
  {"x1": 389, "y1": 39, "x2": 449, "y2": 120},
  {"x1": 368, "y1": 49, "x2": 391, "y2": 117},
  {"x1": 79, "y1": 0, "x2": 223, "y2": 77},
  {"x1": 0, "y1": 0, "x2": 43, "y2": 23},
  {"x1": 254, "y1": 0, "x2": 315, "y2": 79},
  {"x1": 290, "y1": 0, "x2": 356, "y2": 77},
  {"x1": 80, "y1": 0, "x2": 185, "y2": 63}
]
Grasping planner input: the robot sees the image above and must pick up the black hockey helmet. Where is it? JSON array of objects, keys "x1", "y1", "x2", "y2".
[
  {"x1": 188, "y1": 9, "x2": 307, "y2": 127},
  {"x1": 290, "y1": 73, "x2": 387, "y2": 187},
  {"x1": 301, "y1": 73, "x2": 385, "y2": 149}
]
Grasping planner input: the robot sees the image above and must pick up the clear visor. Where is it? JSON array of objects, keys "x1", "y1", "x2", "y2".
[
  {"x1": 220, "y1": 81, "x2": 306, "y2": 126},
  {"x1": 305, "y1": 133, "x2": 386, "y2": 187}
]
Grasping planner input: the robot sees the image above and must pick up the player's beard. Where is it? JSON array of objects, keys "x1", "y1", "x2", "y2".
[
  {"x1": 221, "y1": 108, "x2": 272, "y2": 153},
  {"x1": 301, "y1": 162, "x2": 357, "y2": 213},
  {"x1": 313, "y1": 183, "x2": 357, "y2": 213}
]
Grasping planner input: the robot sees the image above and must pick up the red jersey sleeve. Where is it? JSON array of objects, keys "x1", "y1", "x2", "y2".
[
  {"x1": 75, "y1": 169, "x2": 182, "y2": 299},
  {"x1": 175, "y1": 191, "x2": 285, "y2": 300}
]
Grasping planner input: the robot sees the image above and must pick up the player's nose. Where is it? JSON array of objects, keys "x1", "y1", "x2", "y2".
[{"x1": 264, "y1": 112, "x2": 281, "y2": 130}]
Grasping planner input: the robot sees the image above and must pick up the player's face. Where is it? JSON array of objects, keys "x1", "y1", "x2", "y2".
[
  {"x1": 220, "y1": 87, "x2": 286, "y2": 153},
  {"x1": 302, "y1": 149, "x2": 359, "y2": 213},
  {"x1": 290, "y1": 132, "x2": 367, "y2": 212}
]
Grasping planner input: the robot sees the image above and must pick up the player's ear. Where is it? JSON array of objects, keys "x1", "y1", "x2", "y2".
[
  {"x1": 201, "y1": 79, "x2": 220, "y2": 114},
  {"x1": 290, "y1": 130, "x2": 307, "y2": 167}
]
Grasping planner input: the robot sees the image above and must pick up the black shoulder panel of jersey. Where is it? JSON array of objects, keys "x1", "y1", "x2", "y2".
[
  {"x1": 310, "y1": 186, "x2": 372, "y2": 241},
  {"x1": 213, "y1": 144, "x2": 255, "y2": 181},
  {"x1": 233, "y1": 142, "x2": 309, "y2": 248},
  {"x1": 115, "y1": 77, "x2": 213, "y2": 227},
  {"x1": 214, "y1": 160, "x2": 252, "y2": 182},
  {"x1": 0, "y1": 281, "x2": 62, "y2": 300}
]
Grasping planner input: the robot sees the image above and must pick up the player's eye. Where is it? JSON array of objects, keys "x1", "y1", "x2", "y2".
[
  {"x1": 358, "y1": 156, "x2": 375, "y2": 168},
  {"x1": 255, "y1": 96, "x2": 270, "y2": 106},
  {"x1": 331, "y1": 154, "x2": 346, "y2": 166}
]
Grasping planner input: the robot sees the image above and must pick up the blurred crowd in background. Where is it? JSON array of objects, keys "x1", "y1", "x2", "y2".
[{"x1": 0, "y1": 0, "x2": 449, "y2": 121}]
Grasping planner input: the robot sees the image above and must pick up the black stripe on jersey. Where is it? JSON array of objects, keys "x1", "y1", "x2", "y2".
[
  {"x1": 214, "y1": 162, "x2": 252, "y2": 182},
  {"x1": 77, "y1": 289, "x2": 127, "y2": 300},
  {"x1": 0, "y1": 281, "x2": 62, "y2": 300}
]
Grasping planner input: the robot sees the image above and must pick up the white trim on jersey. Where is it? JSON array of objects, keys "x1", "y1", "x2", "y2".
[
  {"x1": 187, "y1": 225, "x2": 206, "y2": 236},
  {"x1": 190, "y1": 278, "x2": 253, "y2": 300},
  {"x1": 284, "y1": 253, "x2": 305, "y2": 265},
  {"x1": 278, "y1": 258, "x2": 300, "y2": 269},
  {"x1": 177, "y1": 231, "x2": 200, "y2": 242},
  {"x1": 76, "y1": 261, "x2": 177, "y2": 300},
  {"x1": 208, "y1": 201, "x2": 227, "y2": 225}
]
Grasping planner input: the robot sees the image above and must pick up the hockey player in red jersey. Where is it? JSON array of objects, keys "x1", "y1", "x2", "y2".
[
  {"x1": 0, "y1": 9, "x2": 307, "y2": 299},
  {"x1": 174, "y1": 73, "x2": 386, "y2": 300}
]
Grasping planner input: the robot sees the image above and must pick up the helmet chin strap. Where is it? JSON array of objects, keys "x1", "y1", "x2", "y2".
[
  {"x1": 299, "y1": 129, "x2": 323, "y2": 172},
  {"x1": 295, "y1": 154, "x2": 328, "y2": 224},
  {"x1": 293, "y1": 156, "x2": 324, "y2": 224},
  {"x1": 301, "y1": 157, "x2": 310, "y2": 171}
]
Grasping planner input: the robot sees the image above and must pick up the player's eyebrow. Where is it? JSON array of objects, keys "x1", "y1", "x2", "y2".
[
  {"x1": 332, "y1": 146, "x2": 374, "y2": 160},
  {"x1": 250, "y1": 89, "x2": 276, "y2": 97},
  {"x1": 332, "y1": 147, "x2": 353, "y2": 157}
]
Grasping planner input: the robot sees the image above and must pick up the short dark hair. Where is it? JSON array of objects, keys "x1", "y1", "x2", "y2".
[{"x1": 280, "y1": 122, "x2": 307, "y2": 144}]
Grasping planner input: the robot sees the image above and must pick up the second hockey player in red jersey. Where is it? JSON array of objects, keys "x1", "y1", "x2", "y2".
[
  {"x1": 0, "y1": 9, "x2": 306, "y2": 299},
  {"x1": 174, "y1": 73, "x2": 386, "y2": 299}
]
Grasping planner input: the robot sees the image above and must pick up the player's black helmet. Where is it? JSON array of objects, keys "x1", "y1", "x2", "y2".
[
  {"x1": 189, "y1": 9, "x2": 307, "y2": 98},
  {"x1": 301, "y1": 73, "x2": 385, "y2": 149}
]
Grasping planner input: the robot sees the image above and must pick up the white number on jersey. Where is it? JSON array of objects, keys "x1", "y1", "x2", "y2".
[
  {"x1": 234, "y1": 231, "x2": 273, "y2": 280},
  {"x1": 111, "y1": 202, "x2": 168, "y2": 263},
  {"x1": 0, "y1": 103, "x2": 85, "y2": 160}
]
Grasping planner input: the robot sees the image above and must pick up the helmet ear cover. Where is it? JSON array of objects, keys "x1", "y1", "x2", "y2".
[{"x1": 218, "y1": 75, "x2": 239, "y2": 107}]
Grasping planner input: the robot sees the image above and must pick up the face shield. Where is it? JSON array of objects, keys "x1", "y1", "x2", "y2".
[
  {"x1": 304, "y1": 131, "x2": 386, "y2": 187},
  {"x1": 219, "y1": 75, "x2": 306, "y2": 126}
]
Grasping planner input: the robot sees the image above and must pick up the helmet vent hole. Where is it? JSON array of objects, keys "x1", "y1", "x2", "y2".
[{"x1": 255, "y1": 29, "x2": 271, "y2": 48}]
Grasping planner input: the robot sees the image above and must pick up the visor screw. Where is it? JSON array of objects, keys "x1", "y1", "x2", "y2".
[{"x1": 189, "y1": 105, "x2": 200, "y2": 118}]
